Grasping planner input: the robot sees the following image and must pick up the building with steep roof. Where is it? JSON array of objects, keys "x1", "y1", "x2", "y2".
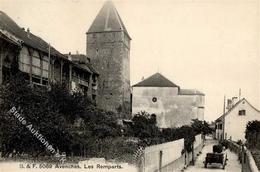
[
  {"x1": 0, "y1": 11, "x2": 98, "y2": 100},
  {"x1": 132, "y1": 73, "x2": 205, "y2": 128},
  {"x1": 86, "y1": 1, "x2": 131, "y2": 115},
  {"x1": 215, "y1": 98, "x2": 260, "y2": 142}
]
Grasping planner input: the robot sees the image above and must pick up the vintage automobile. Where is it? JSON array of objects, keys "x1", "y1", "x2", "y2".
[{"x1": 204, "y1": 144, "x2": 228, "y2": 169}]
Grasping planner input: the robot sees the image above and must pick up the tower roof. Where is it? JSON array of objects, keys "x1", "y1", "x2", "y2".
[
  {"x1": 133, "y1": 73, "x2": 179, "y2": 87},
  {"x1": 87, "y1": 1, "x2": 131, "y2": 39}
]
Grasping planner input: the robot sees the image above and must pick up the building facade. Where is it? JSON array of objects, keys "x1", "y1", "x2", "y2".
[
  {"x1": 0, "y1": 11, "x2": 98, "y2": 100},
  {"x1": 132, "y1": 73, "x2": 205, "y2": 128},
  {"x1": 215, "y1": 98, "x2": 260, "y2": 142},
  {"x1": 86, "y1": 1, "x2": 131, "y2": 114}
]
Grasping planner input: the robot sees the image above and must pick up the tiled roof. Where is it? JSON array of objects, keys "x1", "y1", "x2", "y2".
[
  {"x1": 64, "y1": 54, "x2": 99, "y2": 75},
  {"x1": 133, "y1": 73, "x2": 179, "y2": 87},
  {"x1": 0, "y1": 11, "x2": 63, "y2": 57},
  {"x1": 87, "y1": 1, "x2": 131, "y2": 39},
  {"x1": 0, "y1": 11, "x2": 94, "y2": 75},
  {"x1": 179, "y1": 89, "x2": 205, "y2": 96},
  {"x1": 84, "y1": 63, "x2": 99, "y2": 75}
]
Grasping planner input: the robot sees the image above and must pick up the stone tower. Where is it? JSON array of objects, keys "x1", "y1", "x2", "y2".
[{"x1": 86, "y1": 1, "x2": 131, "y2": 115}]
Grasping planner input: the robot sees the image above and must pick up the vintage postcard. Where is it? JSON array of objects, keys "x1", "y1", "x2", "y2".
[{"x1": 0, "y1": 0, "x2": 259, "y2": 171}]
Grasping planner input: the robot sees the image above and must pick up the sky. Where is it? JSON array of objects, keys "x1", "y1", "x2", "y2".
[{"x1": 1, "y1": 0, "x2": 259, "y2": 122}]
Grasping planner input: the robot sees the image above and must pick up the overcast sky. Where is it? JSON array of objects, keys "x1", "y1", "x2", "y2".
[{"x1": 1, "y1": 0, "x2": 259, "y2": 122}]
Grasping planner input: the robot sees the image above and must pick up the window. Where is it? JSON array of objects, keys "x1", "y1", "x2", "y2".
[
  {"x1": 32, "y1": 77, "x2": 41, "y2": 84},
  {"x1": 239, "y1": 110, "x2": 246, "y2": 115},
  {"x1": 218, "y1": 124, "x2": 222, "y2": 130},
  {"x1": 152, "y1": 97, "x2": 157, "y2": 103}
]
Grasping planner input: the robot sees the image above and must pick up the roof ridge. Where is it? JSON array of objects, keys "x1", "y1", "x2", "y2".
[
  {"x1": 133, "y1": 72, "x2": 179, "y2": 87},
  {"x1": 216, "y1": 98, "x2": 260, "y2": 121}
]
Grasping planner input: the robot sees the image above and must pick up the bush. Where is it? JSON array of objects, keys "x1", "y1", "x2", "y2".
[
  {"x1": 128, "y1": 111, "x2": 160, "y2": 139},
  {"x1": 0, "y1": 74, "x2": 123, "y2": 157},
  {"x1": 0, "y1": 74, "x2": 73, "y2": 157},
  {"x1": 246, "y1": 120, "x2": 260, "y2": 139}
]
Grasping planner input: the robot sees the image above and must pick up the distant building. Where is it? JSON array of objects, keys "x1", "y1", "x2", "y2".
[
  {"x1": 86, "y1": 1, "x2": 131, "y2": 115},
  {"x1": 0, "y1": 11, "x2": 98, "y2": 100},
  {"x1": 132, "y1": 73, "x2": 205, "y2": 128},
  {"x1": 215, "y1": 98, "x2": 260, "y2": 142}
]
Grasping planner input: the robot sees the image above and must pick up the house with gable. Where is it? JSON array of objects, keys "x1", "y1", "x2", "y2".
[{"x1": 215, "y1": 98, "x2": 260, "y2": 142}]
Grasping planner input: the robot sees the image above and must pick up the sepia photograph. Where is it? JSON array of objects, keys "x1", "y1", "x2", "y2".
[{"x1": 0, "y1": 0, "x2": 259, "y2": 171}]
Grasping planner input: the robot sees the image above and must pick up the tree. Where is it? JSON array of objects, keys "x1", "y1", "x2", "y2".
[
  {"x1": 0, "y1": 74, "x2": 82, "y2": 157},
  {"x1": 130, "y1": 111, "x2": 160, "y2": 139},
  {"x1": 191, "y1": 119, "x2": 213, "y2": 135}
]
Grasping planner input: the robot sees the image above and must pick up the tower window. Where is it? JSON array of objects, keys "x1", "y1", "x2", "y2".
[{"x1": 238, "y1": 110, "x2": 246, "y2": 115}]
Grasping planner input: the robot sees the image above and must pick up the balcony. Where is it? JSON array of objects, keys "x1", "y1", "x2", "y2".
[{"x1": 72, "y1": 76, "x2": 89, "y2": 87}]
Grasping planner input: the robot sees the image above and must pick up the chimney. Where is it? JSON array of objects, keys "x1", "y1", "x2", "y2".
[
  {"x1": 27, "y1": 28, "x2": 30, "y2": 38},
  {"x1": 226, "y1": 99, "x2": 232, "y2": 111},
  {"x1": 232, "y1": 97, "x2": 238, "y2": 106},
  {"x1": 68, "y1": 52, "x2": 72, "y2": 61}
]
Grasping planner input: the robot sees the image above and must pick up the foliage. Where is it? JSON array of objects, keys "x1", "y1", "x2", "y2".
[
  {"x1": 191, "y1": 119, "x2": 213, "y2": 135},
  {"x1": 245, "y1": 120, "x2": 260, "y2": 149},
  {"x1": 128, "y1": 111, "x2": 160, "y2": 139},
  {"x1": 126, "y1": 112, "x2": 211, "y2": 152},
  {"x1": 161, "y1": 126, "x2": 195, "y2": 152},
  {"x1": 0, "y1": 72, "x2": 210, "y2": 161},
  {"x1": 245, "y1": 120, "x2": 260, "y2": 140},
  {"x1": 47, "y1": 83, "x2": 91, "y2": 123},
  {"x1": 0, "y1": 73, "x2": 72, "y2": 157},
  {"x1": 87, "y1": 137, "x2": 139, "y2": 163},
  {"x1": 0, "y1": 73, "x2": 124, "y2": 158},
  {"x1": 246, "y1": 120, "x2": 260, "y2": 134}
]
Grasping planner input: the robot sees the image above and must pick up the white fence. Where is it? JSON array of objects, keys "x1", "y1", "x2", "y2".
[
  {"x1": 144, "y1": 138, "x2": 184, "y2": 172},
  {"x1": 142, "y1": 134, "x2": 204, "y2": 172}
]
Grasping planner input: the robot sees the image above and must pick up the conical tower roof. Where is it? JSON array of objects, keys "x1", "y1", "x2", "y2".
[{"x1": 87, "y1": 1, "x2": 131, "y2": 39}]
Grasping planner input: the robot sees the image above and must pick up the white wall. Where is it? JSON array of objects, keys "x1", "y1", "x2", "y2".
[
  {"x1": 144, "y1": 138, "x2": 184, "y2": 172},
  {"x1": 225, "y1": 99, "x2": 260, "y2": 142},
  {"x1": 132, "y1": 86, "x2": 205, "y2": 128}
]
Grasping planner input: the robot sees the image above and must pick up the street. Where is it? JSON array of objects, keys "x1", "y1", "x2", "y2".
[{"x1": 185, "y1": 139, "x2": 241, "y2": 172}]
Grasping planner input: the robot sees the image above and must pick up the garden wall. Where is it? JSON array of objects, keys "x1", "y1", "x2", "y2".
[
  {"x1": 143, "y1": 138, "x2": 184, "y2": 172},
  {"x1": 142, "y1": 134, "x2": 204, "y2": 172}
]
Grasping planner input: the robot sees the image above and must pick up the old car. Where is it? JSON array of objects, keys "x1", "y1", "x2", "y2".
[{"x1": 204, "y1": 144, "x2": 228, "y2": 169}]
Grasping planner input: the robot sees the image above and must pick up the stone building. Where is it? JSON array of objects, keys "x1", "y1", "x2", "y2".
[
  {"x1": 132, "y1": 73, "x2": 205, "y2": 128},
  {"x1": 86, "y1": 1, "x2": 131, "y2": 114},
  {"x1": 0, "y1": 11, "x2": 98, "y2": 100}
]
